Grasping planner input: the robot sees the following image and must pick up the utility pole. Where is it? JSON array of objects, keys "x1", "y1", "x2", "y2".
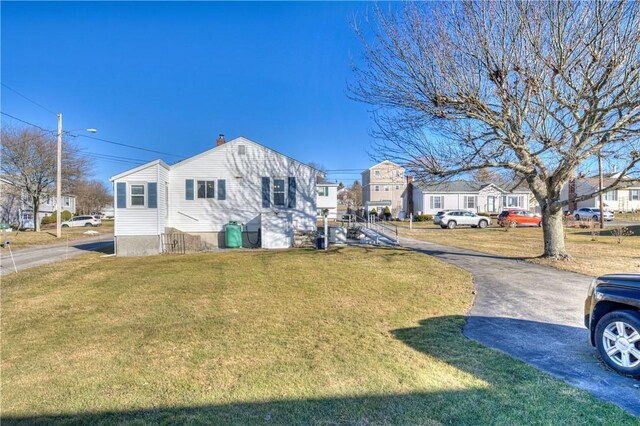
[
  {"x1": 598, "y1": 150, "x2": 604, "y2": 230},
  {"x1": 56, "y1": 113, "x2": 63, "y2": 238}
]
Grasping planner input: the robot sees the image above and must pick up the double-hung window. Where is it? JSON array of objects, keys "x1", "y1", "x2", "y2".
[
  {"x1": 317, "y1": 186, "x2": 328, "y2": 197},
  {"x1": 130, "y1": 184, "x2": 145, "y2": 206},
  {"x1": 374, "y1": 185, "x2": 380, "y2": 192},
  {"x1": 604, "y1": 191, "x2": 618, "y2": 201},
  {"x1": 430, "y1": 196, "x2": 443, "y2": 209},
  {"x1": 464, "y1": 195, "x2": 477, "y2": 209},
  {"x1": 273, "y1": 178, "x2": 286, "y2": 207},
  {"x1": 631, "y1": 189, "x2": 640, "y2": 201},
  {"x1": 197, "y1": 180, "x2": 215, "y2": 199}
]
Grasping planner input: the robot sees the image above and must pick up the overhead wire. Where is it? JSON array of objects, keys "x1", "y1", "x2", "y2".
[
  {"x1": 1, "y1": 83, "x2": 57, "y2": 115},
  {"x1": 1, "y1": 111, "x2": 184, "y2": 160}
]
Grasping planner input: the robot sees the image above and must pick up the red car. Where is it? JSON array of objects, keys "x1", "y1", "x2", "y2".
[{"x1": 497, "y1": 209, "x2": 542, "y2": 227}]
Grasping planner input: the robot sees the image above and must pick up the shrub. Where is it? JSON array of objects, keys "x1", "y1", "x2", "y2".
[
  {"x1": 610, "y1": 226, "x2": 634, "y2": 244},
  {"x1": 383, "y1": 206, "x2": 392, "y2": 220},
  {"x1": 41, "y1": 210, "x2": 72, "y2": 225},
  {"x1": 413, "y1": 214, "x2": 433, "y2": 222}
]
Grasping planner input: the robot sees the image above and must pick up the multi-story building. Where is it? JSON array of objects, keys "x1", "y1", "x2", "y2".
[
  {"x1": 361, "y1": 161, "x2": 407, "y2": 217},
  {"x1": 0, "y1": 176, "x2": 76, "y2": 229}
]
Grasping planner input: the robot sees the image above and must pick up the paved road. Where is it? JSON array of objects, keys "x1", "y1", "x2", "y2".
[
  {"x1": 399, "y1": 235, "x2": 640, "y2": 416},
  {"x1": 0, "y1": 234, "x2": 114, "y2": 276}
]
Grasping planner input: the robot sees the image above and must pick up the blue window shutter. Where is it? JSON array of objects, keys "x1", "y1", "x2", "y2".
[
  {"x1": 148, "y1": 182, "x2": 157, "y2": 208},
  {"x1": 218, "y1": 179, "x2": 226, "y2": 200},
  {"x1": 185, "y1": 179, "x2": 194, "y2": 200},
  {"x1": 262, "y1": 177, "x2": 270, "y2": 208},
  {"x1": 116, "y1": 182, "x2": 126, "y2": 208},
  {"x1": 288, "y1": 177, "x2": 296, "y2": 208}
]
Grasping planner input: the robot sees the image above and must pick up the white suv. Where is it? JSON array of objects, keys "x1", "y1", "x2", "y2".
[
  {"x1": 435, "y1": 210, "x2": 491, "y2": 229},
  {"x1": 61, "y1": 215, "x2": 102, "y2": 228}
]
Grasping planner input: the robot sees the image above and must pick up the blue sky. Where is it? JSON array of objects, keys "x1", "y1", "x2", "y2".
[{"x1": 2, "y1": 1, "x2": 381, "y2": 186}]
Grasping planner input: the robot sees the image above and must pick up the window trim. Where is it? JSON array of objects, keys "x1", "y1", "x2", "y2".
[{"x1": 129, "y1": 182, "x2": 146, "y2": 208}]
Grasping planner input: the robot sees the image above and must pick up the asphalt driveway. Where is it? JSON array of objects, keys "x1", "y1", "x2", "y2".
[
  {"x1": 400, "y1": 235, "x2": 640, "y2": 416},
  {"x1": 0, "y1": 234, "x2": 114, "y2": 276}
]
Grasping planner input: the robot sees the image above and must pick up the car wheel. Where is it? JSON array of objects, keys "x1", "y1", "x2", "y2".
[
  {"x1": 447, "y1": 221, "x2": 457, "y2": 229},
  {"x1": 574, "y1": 214, "x2": 581, "y2": 220},
  {"x1": 538, "y1": 220, "x2": 542, "y2": 227},
  {"x1": 595, "y1": 310, "x2": 640, "y2": 378},
  {"x1": 62, "y1": 224, "x2": 69, "y2": 228},
  {"x1": 84, "y1": 223, "x2": 92, "y2": 227},
  {"x1": 478, "y1": 220, "x2": 488, "y2": 229},
  {"x1": 592, "y1": 215, "x2": 599, "y2": 221}
]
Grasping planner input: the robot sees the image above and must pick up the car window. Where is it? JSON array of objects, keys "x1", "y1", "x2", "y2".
[{"x1": 464, "y1": 211, "x2": 474, "y2": 217}]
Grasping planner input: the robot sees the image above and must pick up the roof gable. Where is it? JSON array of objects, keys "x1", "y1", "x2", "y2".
[
  {"x1": 109, "y1": 159, "x2": 170, "y2": 182},
  {"x1": 172, "y1": 137, "x2": 319, "y2": 173}
]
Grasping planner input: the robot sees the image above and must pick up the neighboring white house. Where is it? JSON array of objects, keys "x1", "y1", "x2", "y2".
[
  {"x1": 110, "y1": 136, "x2": 321, "y2": 256},
  {"x1": 316, "y1": 182, "x2": 339, "y2": 219},
  {"x1": 0, "y1": 176, "x2": 76, "y2": 229},
  {"x1": 412, "y1": 180, "x2": 533, "y2": 215},
  {"x1": 560, "y1": 176, "x2": 640, "y2": 212}
]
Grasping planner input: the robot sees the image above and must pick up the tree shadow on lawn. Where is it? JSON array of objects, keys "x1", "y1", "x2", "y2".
[{"x1": 4, "y1": 317, "x2": 637, "y2": 425}]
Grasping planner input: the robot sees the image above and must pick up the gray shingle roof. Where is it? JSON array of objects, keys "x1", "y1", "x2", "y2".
[{"x1": 414, "y1": 180, "x2": 530, "y2": 193}]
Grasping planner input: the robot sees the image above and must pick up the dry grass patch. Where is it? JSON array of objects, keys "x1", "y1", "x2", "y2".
[
  {"x1": 1, "y1": 221, "x2": 113, "y2": 250},
  {"x1": 401, "y1": 225, "x2": 640, "y2": 276},
  {"x1": 1, "y1": 247, "x2": 636, "y2": 424}
]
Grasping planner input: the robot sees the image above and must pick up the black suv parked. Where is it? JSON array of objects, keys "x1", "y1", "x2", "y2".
[{"x1": 584, "y1": 274, "x2": 640, "y2": 378}]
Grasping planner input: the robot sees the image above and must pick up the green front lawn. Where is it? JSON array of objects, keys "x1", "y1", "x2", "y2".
[{"x1": 1, "y1": 248, "x2": 635, "y2": 424}]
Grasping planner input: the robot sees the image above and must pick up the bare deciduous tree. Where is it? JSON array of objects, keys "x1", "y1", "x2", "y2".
[
  {"x1": 1, "y1": 127, "x2": 89, "y2": 231},
  {"x1": 351, "y1": 1, "x2": 640, "y2": 258},
  {"x1": 72, "y1": 179, "x2": 112, "y2": 215}
]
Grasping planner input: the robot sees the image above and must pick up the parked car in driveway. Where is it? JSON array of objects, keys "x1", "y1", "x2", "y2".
[
  {"x1": 584, "y1": 273, "x2": 640, "y2": 378},
  {"x1": 61, "y1": 215, "x2": 102, "y2": 228},
  {"x1": 497, "y1": 209, "x2": 542, "y2": 227},
  {"x1": 434, "y1": 210, "x2": 491, "y2": 229},
  {"x1": 574, "y1": 207, "x2": 614, "y2": 221}
]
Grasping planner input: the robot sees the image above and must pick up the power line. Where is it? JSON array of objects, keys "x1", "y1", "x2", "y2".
[
  {"x1": 2, "y1": 110, "x2": 184, "y2": 159},
  {"x1": 1, "y1": 83, "x2": 57, "y2": 115},
  {"x1": 72, "y1": 133, "x2": 184, "y2": 158},
  {"x1": 0, "y1": 111, "x2": 56, "y2": 133}
]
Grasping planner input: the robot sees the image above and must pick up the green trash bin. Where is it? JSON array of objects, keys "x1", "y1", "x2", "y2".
[{"x1": 225, "y1": 221, "x2": 242, "y2": 248}]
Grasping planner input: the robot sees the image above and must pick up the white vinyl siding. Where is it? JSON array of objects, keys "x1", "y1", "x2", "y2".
[
  {"x1": 167, "y1": 138, "x2": 317, "y2": 233},
  {"x1": 114, "y1": 162, "x2": 167, "y2": 236}
]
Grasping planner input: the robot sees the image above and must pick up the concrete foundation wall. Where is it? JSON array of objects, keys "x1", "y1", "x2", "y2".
[{"x1": 115, "y1": 235, "x2": 161, "y2": 257}]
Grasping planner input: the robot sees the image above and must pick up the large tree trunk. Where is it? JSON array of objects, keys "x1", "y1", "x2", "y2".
[
  {"x1": 33, "y1": 198, "x2": 41, "y2": 232},
  {"x1": 541, "y1": 205, "x2": 568, "y2": 259}
]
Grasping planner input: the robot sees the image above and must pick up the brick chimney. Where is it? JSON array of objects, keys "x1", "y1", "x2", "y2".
[
  {"x1": 406, "y1": 176, "x2": 414, "y2": 215},
  {"x1": 568, "y1": 172, "x2": 577, "y2": 212},
  {"x1": 216, "y1": 134, "x2": 225, "y2": 146}
]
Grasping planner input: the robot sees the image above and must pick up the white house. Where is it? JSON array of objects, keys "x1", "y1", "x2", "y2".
[
  {"x1": 0, "y1": 176, "x2": 76, "y2": 229},
  {"x1": 560, "y1": 176, "x2": 640, "y2": 212},
  {"x1": 110, "y1": 136, "x2": 320, "y2": 256},
  {"x1": 316, "y1": 182, "x2": 339, "y2": 219},
  {"x1": 412, "y1": 180, "x2": 532, "y2": 215}
]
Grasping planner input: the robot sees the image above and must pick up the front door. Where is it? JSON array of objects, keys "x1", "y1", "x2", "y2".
[{"x1": 487, "y1": 196, "x2": 496, "y2": 213}]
